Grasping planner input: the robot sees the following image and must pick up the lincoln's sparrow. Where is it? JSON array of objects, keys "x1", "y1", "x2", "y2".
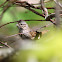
[{"x1": 16, "y1": 20, "x2": 48, "y2": 40}]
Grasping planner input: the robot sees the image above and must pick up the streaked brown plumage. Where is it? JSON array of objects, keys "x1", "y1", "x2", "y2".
[{"x1": 16, "y1": 20, "x2": 49, "y2": 40}]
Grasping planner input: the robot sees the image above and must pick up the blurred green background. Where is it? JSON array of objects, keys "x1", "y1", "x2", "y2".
[{"x1": 0, "y1": 0, "x2": 62, "y2": 62}]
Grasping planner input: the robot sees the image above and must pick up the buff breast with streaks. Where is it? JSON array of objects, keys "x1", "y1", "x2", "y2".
[
  {"x1": 16, "y1": 20, "x2": 32, "y2": 39},
  {"x1": 16, "y1": 20, "x2": 49, "y2": 40}
]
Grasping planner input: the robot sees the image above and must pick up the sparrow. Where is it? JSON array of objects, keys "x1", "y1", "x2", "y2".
[{"x1": 16, "y1": 20, "x2": 49, "y2": 40}]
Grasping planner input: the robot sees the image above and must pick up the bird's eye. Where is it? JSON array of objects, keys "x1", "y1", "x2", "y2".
[{"x1": 21, "y1": 24, "x2": 22, "y2": 25}]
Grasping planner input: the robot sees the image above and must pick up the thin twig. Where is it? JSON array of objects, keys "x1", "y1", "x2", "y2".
[
  {"x1": 0, "y1": 0, "x2": 7, "y2": 7},
  {"x1": 35, "y1": 23, "x2": 53, "y2": 31},
  {"x1": 0, "y1": 41, "x2": 11, "y2": 48},
  {"x1": 0, "y1": 3, "x2": 11, "y2": 21},
  {"x1": 5, "y1": 23, "x2": 53, "y2": 38},
  {"x1": 40, "y1": 0, "x2": 48, "y2": 18},
  {"x1": 6, "y1": 33, "x2": 23, "y2": 38},
  {"x1": 54, "y1": 0, "x2": 62, "y2": 8},
  {"x1": 0, "y1": 20, "x2": 45, "y2": 28},
  {"x1": 0, "y1": 19, "x2": 56, "y2": 28},
  {"x1": 15, "y1": 3, "x2": 45, "y2": 18}
]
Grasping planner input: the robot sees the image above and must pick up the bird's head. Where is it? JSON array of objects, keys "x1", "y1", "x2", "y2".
[{"x1": 16, "y1": 20, "x2": 29, "y2": 30}]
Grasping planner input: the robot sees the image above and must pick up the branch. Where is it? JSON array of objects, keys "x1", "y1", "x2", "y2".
[
  {"x1": 15, "y1": 1, "x2": 55, "y2": 24},
  {"x1": 0, "y1": 41, "x2": 11, "y2": 48},
  {"x1": 0, "y1": 4, "x2": 10, "y2": 21},
  {"x1": 0, "y1": 0, "x2": 17, "y2": 21},
  {"x1": 0, "y1": 18, "x2": 56, "y2": 29},
  {"x1": 0, "y1": 0, "x2": 7, "y2": 7},
  {"x1": 6, "y1": 33, "x2": 23, "y2": 38},
  {"x1": 15, "y1": 2, "x2": 45, "y2": 18},
  {"x1": 40, "y1": 0, "x2": 48, "y2": 18},
  {"x1": 46, "y1": 13, "x2": 55, "y2": 21},
  {"x1": 35, "y1": 23, "x2": 53, "y2": 31},
  {"x1": 0, "y1": 20, "x2": 45, "y2": 28},
  {"x1": 54, "y1": 0, "x2": 62, "y2": 8}
]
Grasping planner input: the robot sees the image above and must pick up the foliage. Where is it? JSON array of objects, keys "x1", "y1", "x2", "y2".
[{"x1": 0, "y1": 0, "x2": 62, "y2": 62}]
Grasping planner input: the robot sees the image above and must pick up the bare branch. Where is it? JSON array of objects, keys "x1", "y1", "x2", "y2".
[
  {"x1": 54, "y1": 0, "x2": 62, "y2": 8},
  {"x1": 6, "y1": 33, "x2": 23, "y2": 38},
  {"x1": 55, "y1": 0, "x2": 60, "y2": 27},
  {"x1": 35, "y1": 23, "x2": 53, "y2": 31},
  {"x1": 0, "y1": 0, "x2": 18, "y2": 21},
  {"x1": 0, "y1": 0, "x2": 7, "y2": 7},
  {"x1": 15, "y1": 2, "x2": 45, "y2": 18},
  {"x1": 40, "y1": 0, "x2": 48, "y2": 18},
  {"x1": 0, "y1": 20, "x2": 44, "y2": 28},
  {"x1": 0, "y1": 41, "x2": 11, "y2": 48}
]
